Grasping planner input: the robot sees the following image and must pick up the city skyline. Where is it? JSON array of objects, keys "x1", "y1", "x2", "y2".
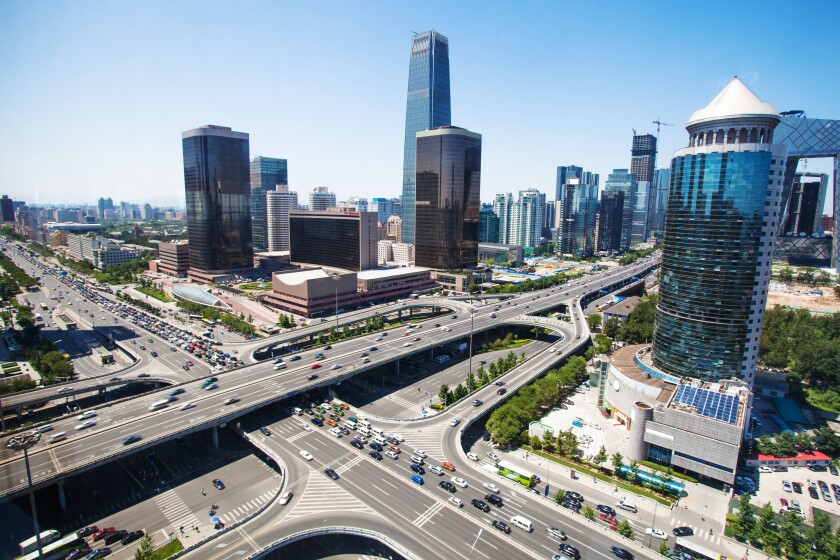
[{"x1": 0, "y1": 1, "x2": 837, "y2": 211}]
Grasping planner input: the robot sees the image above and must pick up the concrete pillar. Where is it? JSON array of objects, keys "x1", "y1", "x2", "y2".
[
  {"x1": 16, "y1": 408, "x2": 23, "y2": 421},
  {"x1": 428, "y1": 349, "x2": 434, "y2": 361},
  {"x1": 398, "y1": 309, "x2": 402, "y2": 320},
  {"x1": 211, "y1": 426, "x2": 219, "y2": 449},
  {"x1": 394, "y1": 360, "x2": 400, "y2": 376},
  {"x1": 626, "y1": 402, "x2": 654, "y2": 462},
  {"x1": 57, "y1": 480, "x2": 67, "y2": 510}
]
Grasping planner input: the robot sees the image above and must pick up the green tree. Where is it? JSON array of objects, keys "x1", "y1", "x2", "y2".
[
  {"x1": 779, "y1": 509, "x2": 804, "y2": 558},
  {"x1": 604, "y1": 317, "x2": 621, "y2": 339},
  {"x1": 453, "y1": 383, "x2": 467, "y2": 400},
  {"x1": 593, "y1": 445, "x2": 608, "y2": 466},
  {"x1": 750, "y1": 502, "x2": 776, "y2": 548},
  {"x1": 553, "y1": 489, "x2": 566, "y2": 504},
  {"x1": 133, "y1": 533, "x2": 154, "y2": 560},
  {"x1": 732, "y1": 492, "x2": 755, "y2": 541},
  {"x1": 805, "y1": 511, "x2": 834, "y2": 560},
  {"x1": 529, "y1": 434, "x2": 542, "y2": 450},
  {"x1": 657, "y1": 541, "x2": 669, "y2": 556},
  {"x1": 582, "y1": 505, "x2": 596, "y2": 520},
  {"x1": 617, "y1": 520, "x2": 635, "y2": 540},
  {"x1": 586, "y1": 313, "x2": 602, "y2": 331},
  {"x1": 611, "y1": 452, "x2": 624, "y2": 470},
  {"x1": 438, "y1": 382, "x2": 450, "y2": 405},
  {"x1": 629, "y1": 459, "x2": 640, "y2": 479}
]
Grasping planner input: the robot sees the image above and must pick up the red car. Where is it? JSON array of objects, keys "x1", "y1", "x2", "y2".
[
  {"x1": 780, "y1": 498, "x2": 789, "y2": 508},
  {"x1": 311, "y1": 363, "x2": 321, "y2": 369},
  {"x1": 599, "y1": 513, "x2": 618, "y2": 526},
  {"x1": 92, "y1": 527, "x2": 116, "y2": 541}
]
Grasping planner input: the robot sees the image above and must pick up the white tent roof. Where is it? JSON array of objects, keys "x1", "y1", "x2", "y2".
[{"x1": 687, "y1": 77, "x2": 778, "y2": 126}]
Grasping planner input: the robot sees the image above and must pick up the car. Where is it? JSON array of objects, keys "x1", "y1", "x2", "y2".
[
  {"x1": 186, "y1": 360, "x2": 194, "y2": 366},
  {"x1": 610, "y1": 546, "x2": 634, "y2": 560},
  {"x1": 783, "y1": 480, "x2": 792, "y2": 493},
  {"x1": 645, "y1": 528, "x2": 667, "y2": 540},
  {"x1": 86, "y1": 547, "x2": 112, "y2": 559},
  {"x1": 758, "y1": 466, "x2": 774, "y2": 473},
  {"x1": 403, "y1": 342, "x2": 412, "y2": 347},
  {"x1": 597, "y1": 504, "x2": 617, "y2": 517},
  {"x1": 204, "y1": 382, "x2": 218, "y2": 390},
  {"x1": 260, "y1": 427, "x2": 271, "y2": 436},
  {"x1": 92, "y1": 527, "x2": 116, "y2": 541},
  {"x1": 331, "y1": 363, "x2": 342, "y2": 370},
  {"x1": 410, "y1": 464, "x2": 426, "y2": 475},
  {"x1": 150, "y1": 351, "x2": 158, "y2": 357},
  {"x1": 561, "y1": 500, "x2": 581, "y2": 512},
  {"x1": 279, "y1": 491, "x2": 293, "y2": 505},
  {"x1": 441, "y1": 461, "x2": 456, "y2": 471},
  {"x1": 448, "y1": 496, "x2": 464, "y2": 508},
  {"x1": 138, "y1": 373, "x2": 151, "y2": 378},
  {"x1": 566, "y1": 491, "x2": 583, "y2": 503},
  {"x1": 452, "y1": 476, "x2": 468, "y2": 488},
  {"x1": 386, "y1": 450, "x2": 399, "y2": 459},
  {"x1": 471, "y1": 498, "x2": 490, "y2": 512},
  {"x1": 349, "y1": 438, "x2": 364, "y2": 449},
  {"x1": 439, "y1": 480, "x2": 457, "y2": 492},
  {"x1": 307, "y1": 374, "x2": 319, "y2": 381},
  {"x1": 672, "y1": 526, "x2": 693, "y2": 536},
  {"x1": 467, "y1": 452, "x2": 480, "y2": 461},
  {"x1": 77, "y1": 526, "x2": 98, "y2": 537},
  {"x1": 792, "y1": 481, "x2": 802, "y2": 493},
  {"x1": 830, "y1": 466, "x2": 839, "y2": 476},
  {"x1": 368, "y1": 441, "x2": 383, "y2": 451},
  {"x1": 600, "y1": 513, "x2": 618, "y2": 525},
  {"x1": 311, "y1": 363, "x2": 321, "y2": 369},
  {"x1": 487, "y1": 452, "x2": 500, "y2": 462},
  {"x1": 450, "y1": 418, "x2": 460, "y2": 427},
  {"x1": 409, "y1": 454, "x2": 424, "y2": 465},
  {"x1": 410, "y1": 475, "x2": 424, "y2": 485},
  {"x1": 121, "y1": 530, "x2": 144, "y2": 545},
  {"x1": 325, "y1": 468, "x2": 340, "y2": 480},
  {"x1": 491, "y1": 520, "x2": 511, "y2": 534},
  {"x1": 223, "y1": 397, "x2": 239, "y2": 405},
  {"x1": 290, "y1": 355, "x2": 301, "y2": 361},
  {"x1": 809, "y1": 486, "x2": 820, "y2": 499},
  {"x1": 212, "y1": 478, "x2": 225, "y2": 490},
  {"x1": 369, "y1": 451, "x2": 383, "y2": 460},
  {"x1": 472, "y1": 399, "x2": 483, "y2": 407},
  {"x1": 558, "y1": 543, "x2": 581, "y2": 559},
  {"x1": 483, "y1": 482, "x2": 500, "y2": 493},
  {"x1": 66, "y1": 547, "x2": 92, "y2": 560},
  {"x1": 122, "y1": 435, "x2": 142, "y2": 445},
  {"x1": 497, "y1": 388, "x2": 507, "y2": 395},
  {"x1": 429, "y1": 465, "x2": 444, "y2": 476},
  {"x1": 75, "y1": 420, "x2": 96, "y2": 430},
  {"x1": 547, "y1": 527, "x2": 567, "y2": 540},
  {"x1": 77, "y1": 410, "x2": 97, "y2": 420},
  {"x1": 485, "y1": 493, "x2": 503, "y2": 507},
  {"x1": 494, "y1": 381, "x2": 506, "y2": 386},
  {"x1": 103, "y1": 530, "x2": 128, "y2": 545},
  {"x1": 299, "y1": 450, "x2": 314, "y2": 461}
]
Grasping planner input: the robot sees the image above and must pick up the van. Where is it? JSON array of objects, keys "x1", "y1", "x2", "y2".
[
  {"x1": 359, "y1": 419, "x2": 371, "y2": 429},
  {"x1": 372, "y1": 426, "x2": 385, "y2": 436},
  {"x1": 433, "y1": 354, "x2": 450, "y2": 364},
  {"x1": 48, "y1": 432, "x2": 67, "y2": 443},
  {"x1": 358, "y1": 426, "x2": 371, "y2": 437},
  {"x1": 148, "y1": 399, "x2": 169, "y2": 411},
  {"x1": 374, "y1": 434, "x2": 387, "y2": 445},
  {"x1": 616, "y1": 499, "x2": 637, "y2": 513},
  {"x1": 33, "y1": 424, "x2": 54, "y2": 434},
  {"x1": 292, "y1": 407, "x2": 303, "y2": 416},
  {"x1": 345, "y1": 419, "x2": 357, "y2": 429},
  {"x1": 509, "y1": 515, "x2": 533, "y2": 532}
]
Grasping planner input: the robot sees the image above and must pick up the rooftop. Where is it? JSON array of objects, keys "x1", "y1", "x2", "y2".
[
  {"x1": 610, "y1": 344, "x2": 675, "y2": 403},
  {"x1": 357, "y1": 266, "x2": 429, "y2": 280},
  {"x1": 687, "y1": 77, "x2": 778, "y2": 126},
  {"x1": 603, "y1": 296, "x2": 641, "y2": 317},
  {"x1": 171, "y1": 285, "x2": 225, "y2": 307},
  {"x1": 273, "y1": 268, "x2": 332, "y2": 285},
  {"x1": 752, "y1": 450, "x2": 830, "y2": 462}
]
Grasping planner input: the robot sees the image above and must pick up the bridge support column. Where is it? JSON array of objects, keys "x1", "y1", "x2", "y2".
[
  {"x1": 57, "y1": 480, "x2": 67, "y2": 510},
  {"x1": 16, "y1": 408, "x2": 23, "y2": 421},
  {"x1": 0, "y1": 408, "x2": 4, "y2": 432},
  {"x1": 394, "y1": 360, "x2": 400, "y2": 376},
  {"x1": 428, "y1": 349, "x2": 434, "y2": 361},
  {"x1": 211, "y1": 426, "x2": 219, "y2": 449},
  {"x1": 397, "y1": 309, "x2": 402, "y2": 321}
]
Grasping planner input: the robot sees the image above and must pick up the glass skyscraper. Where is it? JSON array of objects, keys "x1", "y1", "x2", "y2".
[
  {"x1": 604, "y1": 169, "x2": 638, "y2": 251},
  {"x1": 652, "y1": 78, "x2": 787, "y2": 384},
  {"x1": 182, "y1": 125, "x2": 253, "y2": 272},
  {"x1": 401, "y1": 30, "x2": 451, "y2": 245},
  {"x1": 250, "y1": 156, "x2": 288, "y2": 252},
  {"x1": 414, "y1": 126, "x2": 480, "y2": 269},
  {"x1": 630, "y1": 133, "x2": 657, "y2": 183}
]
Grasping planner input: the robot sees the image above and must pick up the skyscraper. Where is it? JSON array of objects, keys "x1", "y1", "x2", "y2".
[
  {"x1": 630, "y1": 133, "x2": 657, "y2": 183},
  {"x1": 604, "y1": 169, "x2": 638, "y2": 251},
  {"x1": 555, "y1": 165, "x2": 582, "y2": 201},
  {"x1": 556, "y1": 179, "x2": 599, "y2": 256},
  {"x1": 414, "y1": 126, "x2": 480, "y2": 269},
  {"x1": 492, "y1": 193, "x2": 513, "y2": 245},
  {"x1": 266, "y1": 185, "x2": 298, "y2": 252},
  {"x1": 783, "y1": 172, "x2": 828, "y2": 235},
  {"x1": 631, "y1": 181, "x2": 651, "y2": 244},
  {"x1": 182, "y1": 125, "x2": 253, "y2": 273},
  {"x1": 596, "y1": 190, "x2": 625, "y2": 253},
  {"x1": 370, "y1": 198, "x2": 393, "y2": 223},
  {"x1": 289, "y1": 209, "x2": 377, "y2": 271},
  {"x1": 309, "y1": 186, "x2": 337, "y2": 211},
  {"x1": 250, "y1": 156, "x2": 288, "y2": 252},
  {"x1": 510, "y1": 188, "x2": 545, "y2": 248},
  {"x1": 647, "y1": 168, "x2": 671, "y2": 235},
  {"x1": 0, "y1": 195, "x2": 14, "y2": 222},
  {"x1": 401, "y1": 30, "x2": 451, "y2": 245},
  {"x1": 652, "y1": 77, "x2": 786, "y2": 384},
  {"x1": 478, "y1": 203, "x2": 499, "y2": 244}
]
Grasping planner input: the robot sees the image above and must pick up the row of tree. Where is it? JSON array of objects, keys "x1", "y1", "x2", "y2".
[
  {"x1": 775, "y1": 266, "x2": 836, "y2": 287},
  {"x1": 437, "y1": 350, "x2": 526, "y2": 406},
  {"x1": 315, "y1": 315, "x2": 385, "y2": 345},
  {"x1": 756, "y1": 426, "x2": 840, "y2": 458},
  {"x1": 117, "y1": 292, "x2": 163, "y2": 317},
  {"x1": 175, "y1": 300, "x2": 256, "y2": 336},
  {"x1": 0, "y1": 253, "x2": 37, "y2": 289},
  {"x1": 478, "y1": 270, "x2": 586, "y2": 295},
  {"x1": 617, "y1": 247, "x2": 657, "y2": 266}
]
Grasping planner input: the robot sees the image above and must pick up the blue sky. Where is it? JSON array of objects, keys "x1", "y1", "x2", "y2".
[{"x1": 1, "y1": 0, "x2": 838, "y2": 211}]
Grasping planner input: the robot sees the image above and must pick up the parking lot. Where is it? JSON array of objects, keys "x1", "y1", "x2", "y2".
[{"x1": 747, "y1": 466, "x2": 840, "y2": 522}]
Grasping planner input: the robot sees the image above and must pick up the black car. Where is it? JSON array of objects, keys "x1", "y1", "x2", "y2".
[
  {"x1": 307, "y1": 374, "x2": 319, "y2": 380},
  {"x1": 311, "y1": 418, "x2": 323, "y2": 427},
  {"x1": 494, "y1": 381, "x2": 506, "y2": 386},
  {"x1": 369, "y1": 451, "x2": 383, "y2": 460},
  {"x1": 66, "y1": 548, "x2": 91, "y2": 560},
  {"x1": 121, "y1": 530, "x2": 144, "y2": 545},
  {"x1": 561, "y1": 500, "x2": 581, "y2": 512},
  {"x1": 485, "y1": 494, "x2": 503, "y2": 507},
  {"x1": 566, "y1": 491, "x2": 583, "y2": 502},
  {"x1": 325, "y1": 468, "x2": 340, "y2": 480},
  {"x1": 597, "y1": 504, "x2": 616, "y2": 516},
  {"x1": 558, "y1": 543, "x2": 581, "y2": 559},
  {"x1": 774, "y1": 465, "x2": 789, "y2": 472},
  {"x1": 792, "y1": 482, "x2": 803, "y2": 493},
  {"x1": 829, "y1": 465, "x2": 839, "y2": 476},
  {"x1": 610, "y1": 546, "x2": 634, "y2": 560},
  {"x1": 170, "y1": 388, "x2": 185, "y2": 396},
  {"x1": 369, "y1": 442, "x2": 384, "y2": 451},
  {"x1": 809, "y1": 486, "x2": 819, "y2": 499},
  {"x1": 104, "y1": 529, "x2": 128, "y2": 545},
  {"x1": 122, "y1": 435, "x2": 142, "y2": 445},
  {"x1": 369, "y1": 346, "x2": 378, "y2": 351},
  {"x1": 350, "y1": 439, "x2": 364, "y2": 449},
  {"x1": 77, "y1": 526, "x2": 98, "y2": 537},
  {"x1": 439, "y1": 481, "x2": 457, "y2": 493},
  {"x1": 673, "y1": 526, "x2": 693, "y2": 536},
  {"x1": 497, "y1": 388, "x2": 507, "y2": 395},
  {"x1": 324, "y1": 345, "x2": 332, "y2": 350},
  {"x1": 410, "y1": 464, "x2": 426, "y2": 475},
  {"x1": 260, "y1": 427, "x2": 271, "y2": 436},
  {"x1": 491, "y1": 520, "x2": 511, "y2": 534},
  {"x1": 289, "y1": 355, "x2": 301, "y2": 361},
  {"x1": 808, "y1": 465, "x2": 827, "y2": 472},
  {"x1": 471, "y1": 499, "x2": 490, "y2": 512},
  {"x1": 361, "y1": 352, "x2": 369, "y2": 357}
]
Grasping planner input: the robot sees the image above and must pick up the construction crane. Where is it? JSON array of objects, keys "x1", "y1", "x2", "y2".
[{"x1": 653, "y1": 118, "x2": 674, "y2": 136}]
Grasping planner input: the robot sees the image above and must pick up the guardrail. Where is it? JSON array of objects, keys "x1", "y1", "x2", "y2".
[{"x1": 245, "y1": 526, "x2": 420, "y2": 560}]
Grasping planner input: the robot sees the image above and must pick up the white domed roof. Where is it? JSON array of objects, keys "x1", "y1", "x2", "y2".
[{"x1": 687, "y1": 77, "x2": 778, "y2": 126}]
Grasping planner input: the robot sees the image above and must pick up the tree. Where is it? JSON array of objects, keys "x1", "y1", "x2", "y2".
[
  {"x1": 805, "y1": 512, "x2": 834, "y2": 560},
  {"x1": 593, "y1": 445, "x2": 608, "y2": 466},
  {"x1": 438, "y1": 382, "x2": 450, "y2": 406},
  {"x1": 554, "y1": 489, "x2": 566, "y2": 504},
  {"x1": 582, "y1": 505, "x2": 596, "y2": 520},
  {"x1": 657, "y1": 541, "x2": 670, "y2": 556},
  {"x1": 133, "y1": 533, "x2": 154, "y2": 560},
  {"x1": 529, "y1": 434, "x2": 542, "y2": 450},
  {"x1": 586, "y1": 313, "x2": 602, "y2": 331},
  {"x1": 617, "y1": 520, "x2": 635, "y2": 540},
  {"x1": 611, "y1": 452, "x2": 624, "y2": 470},
  {"x1": 779, "y1": 509, "x2": 804, "y2": 558},
  {"x1": 732, "y1": 492, "x2": 755, "y2": 541},
  {"x1": 750, "y1": 502, "x2": 776, "y2": 549},
  {"x1": 629, "y1": 459, "x2": 640, "y2": 480},
  {"x1": 604, "y1": 317, "x2": 621, "y2": 339}
]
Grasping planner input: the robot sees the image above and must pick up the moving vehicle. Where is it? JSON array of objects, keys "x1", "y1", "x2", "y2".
[
  {"x1": 547, "y1": 527, "x2": 567, "y2": 540},
  {"x1": 610, "y1": 546, "x2": 634, "y2": 559},
  {"x1": 497, "y1": 460, "x2": 536, "y2": 488},
  {"x1": 122, "y1": 435, "x2": 141, "y2": 445},
  {"x1": 672, "y1": 526, "x2": 693, "y2": 536},
  {"x1": 483, "y1": 482, "x2": 500, "y2": 493},
  {"x1": 449, "y1": 497, "x2": 463, "y2": 507},
  {"x1": 299, "y1": 450, "x2": 314, "y2": 461},
  {"x1": 645, "y1": 528, "x2": 667, "y2": 540},
  {"x1": 279, "y1": 491, "x2": 293, "y2": 505},
  {"x1": 510, "y1": 514, "x2": 534, "y2": 533},
  {"x1": 120, "y1": 530, "x2": 144, "y2": 545},
  {"x1": 410, "y1": 475, "x2": 424, "y2": 485},
  {"x1": 471, "y1": 499, "x2": 490, "y2": 512},
  {"x1": 325, "y1": 469, "x2": 340, "y2": 480},
  {"x1": 439, "y1": 481, "x2": 457, "y2": 493},
  {"x1": 452, "y1": 477, "x2": 468, "y2": 488},
  {"x1": 485, "y1": 494, "x2": 503, "y2": 507},
  {"x1": 557, "y1": 543, "x2": 580, "y2": 559},
  {"x1": 467, "y1": 452, "x2": 479, "y2": 461},
  {"x1": 491, "y1": 520, "x2": 511, "y2": 534}
]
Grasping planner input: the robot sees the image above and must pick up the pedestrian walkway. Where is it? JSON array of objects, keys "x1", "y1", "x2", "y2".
[
  {"x1": 153, "y1": 490, "x2": 202, "y2": 534},
  {"x1": 285, "y1": 466, "x2": 377, "y2": 520},
  {"x1": 395, "y1": 423, "x2": 446, "y2": 461},
  {"x1": 387, "y1": 393, "x2": 426, "y2": 415},
  {"x1": 412, "y1": 501, "x2": 444, "y2": 528},
  {"x1": 217, "y1": 489, "x2": 275, "y2": 524}
]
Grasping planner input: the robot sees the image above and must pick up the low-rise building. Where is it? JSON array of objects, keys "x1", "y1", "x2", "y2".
[
  {"x1": 478, "y1": 243, "x2": 523, "y2": 264},
  {"x1": 744, "y1": 450, "x2": 831, "y2": 470},
  {"x1": 157, "y1": 241, "x2": 190, "y2": 277},
  {"x1": 92, "y1": 245, "x2": 142, "y2": 268},
  {"x1": 431, "y1": 269, "x2": 490, "y2": 293},
  {"x1": 602, "y1": 296, "x2": 641, "y2": 323}
]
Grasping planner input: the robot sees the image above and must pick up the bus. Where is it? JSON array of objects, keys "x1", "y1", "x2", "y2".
[
  {"x1": 497, "y1": 460, "x2": 537, "y2": 488},
  {"x1": 189, "y1": 314, "x2": 203, "y2": 320},
  {"x1": 19, "y1": 530, "x2": 60, "y2": 556},
  {"x1": 673, "y1": 538, "x2": 734, "y2": 560},
  {"x1": 18, "y1": 534, "x2": 87, "y2": 560}
]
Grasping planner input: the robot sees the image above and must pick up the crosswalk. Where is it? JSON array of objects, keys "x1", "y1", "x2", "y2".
[
  {"x1": 412, "y1": 501, "x2": 444, "y2": 528},
  {"x1": 216, "y1": 490, "x2": 276, "y2": 524},
  {"x1": 668, "y1": 521, "x2": 722, "y2": 546},
  {"x1": 387, "y1": 393, "x2": 426, "y2": 414},
  {"x1": 397, "y1": 423, "x2": 446, "y2": 462},
  {"x1": 153, "y1": 490, "x2": 202, "y2": 533},
  {"x1": 285, "y1": 466, "x2": 377, "y2": 520},
  {"x1": 335, "y1": 454, "x2": 363, "y2": 475}
]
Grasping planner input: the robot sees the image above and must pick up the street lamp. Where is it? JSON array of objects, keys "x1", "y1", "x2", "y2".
[
  {"x1": 467, "y1": 307, "x2": 477, "y2": 391},
  {"x1": 331, "y1": 274, "x2": 340, "y2": 331},
  {"x1": 7, "y1": 433, "x2": 43, "y2": 559}
]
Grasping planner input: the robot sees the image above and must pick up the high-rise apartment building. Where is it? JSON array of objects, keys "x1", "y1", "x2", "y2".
[
  {"x1": 630, "y1": 133, "x2": 657, "y2": 183},
  {"x1": 250, "y1": 156, "x2": 288, "y2": 252},
  {"x1": 266, "y1": 185, "x2": 298, "y2": 252},
  {"x1": 604, "y1": 169, "x2": 638, "y2": 251},
  {"x1": 478, "y1": 203, "x2": 499, "y2": 244},
  {"x1": 647, "y1": 168, "x2": 671, "y2": 235},
  {"x1": 492, "y1": 193, "x2": 513, "y2": 245},
  {"x1": 289, "y1": 209, "x2": 377, "y2": 271},
  {"x1": 492, "y1": 190, "x2": 547, "y2": 249},
  {"x1": 182, "y1": 125, "x2": 253, "y2": 273},
  {"x1": 309, "y1": 186, "x2": 337, "y2": 211},
  {"x1": 783, "y1": 172, "x2": 828, "y2": 235},
  {"x1": 556, "y1": 179, "x2": 599, "y2": 256},
  {"x1": 414, "y1": 126, "x2": 480, "y2": 269},
  {"x1": 555, "y1": 165, "x2": 598, "y2": 202},
  {"x1": 596, "y1": 190, "x2": 625, "y2": 253},
  {"x1": 401, "y1": 30, "x2": 451, "y2": 245}
]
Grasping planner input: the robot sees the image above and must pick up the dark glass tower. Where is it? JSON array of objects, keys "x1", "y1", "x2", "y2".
[
  {"x1": 182, "y1": 125, "x2": 253, "y2": 272},
  {"x1": 597, "y1": 190, "x2": 624, "y2": 253},
  {"x1": 652, "y1": 78, "x2": 786, "y2": 384},
  {"x1": 414, "y1": 126, "x2": 480, "y2": 269},
  {"x1": 630, "y1": 133, "x2": 657, "y2": 183},
  {"x1": 250, "y1": 156, "x2": 288, "y2": 252},
  {"x1": 401, "y1": 30, "x2": 451, "y2": 245}
]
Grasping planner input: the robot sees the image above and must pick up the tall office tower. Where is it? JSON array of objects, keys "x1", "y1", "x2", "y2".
[
  {"x1": 386, "y1": 215, "x2": 403, "y2": 242},
  {"x1": 97, "y1": 197, "x2": 106, "y2": 219},
  {"x1": 266, "y1": 185, "x2": 299, "y2": 252},
  {"x1": 652, "y1": 77, "x2": 786, "y2": 384},
  {"x1": 389, "y1": 197, "x2": 402, "y2": 218},
  {"x1": 632, "y1": 181, "x2": 651, "y2": 244},
  {"x1": 508, "y1": 188, "x2": 545, "y2": 248},
  {"x1": 289, "y1": 209, "x2": 377, "y2": 271},
  {"x1": 309, "y1": 186, "x2": 337, "y2": 211},
  {"x1": 647, "y1": 168, "x2": 671, "y2": 235},
  {"x1": 141, "y1": 203, "x2": 153, "y2": 220},
  {"x1": 370, "y1": 198, "x2": 393, "y2": 223},
  {"x1": 555, "y1": 165, "x2": 583, "y2": 201},
  {"x1": 604, "y1": 169, "x2": 638, "y2": 250},
  {"x1": 250, "y1": 156, "x2": 288, "y2": 252},
  {"x1": 478, "y1": 203, "x2": 499, "y2": 243},
  {"x1": 543, "y1": 201, "x2": 555, "y2": 240},
  {"x1": 414, "y1": 126, "x2": 480, "y2": 269},
  {"x1": 0, "y1": 195, "x2": 13, "y2": 222},
  {"x1": 597, "y1": 190, "x2": 625, "y2": 253},
  {"x1": 182, "y1": 125, "x2": 253, "y2": 272},
  {"x1": 556, "y1": 179, "x2": 599, "y2": 256},
  {"x1": 492, "y1": 193, "x2": 513, "y2": 244},
  {"x1": 630, "y1": 133, "x2": 657, "y2": 183},
  {"x1": 401, "y1": 30, "x2": 451, "y2": 245},
  {"x1": 783, "y1": 172, "x2": 828, "y2": 235}
]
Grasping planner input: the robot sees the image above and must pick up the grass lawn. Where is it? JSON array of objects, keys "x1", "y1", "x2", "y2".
[
  {"x1": 151, "y1": 539, "x2": 184, "y2": 559},
  {"x1": 239, "y1": 282, "x2": 272, "y2": 291},
  {"x1": 805, "y1": 388, "x2": 840, "y2": 414},
  {"x1": 136, "y1": 286, "x2": 174, "y2": 303}
]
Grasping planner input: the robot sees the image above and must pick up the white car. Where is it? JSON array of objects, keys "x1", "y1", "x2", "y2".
[
  {"x1": 77, "y1": 410, "x2": 96, "y2": 420},
  {"x1": 386, "y1": 450, "x2": 399, "y2": 459},
  {"x1": 452, "y1": 477, "x2": 468, "y2": 488},
  {"x1": 645, "y1": 528, "x2": 667, "y2": 540},
  {"x1": 403, "y1": 342, "x2": 412, "y2": 347},
  {"x1": 449, "y1": 497, "x2": 463, "y2": 507},
  {"x1": 331, "y1": 363, "x2": 342, "y2": 370},
  {"x1": 375, "y1": 336, "x2": 384, "y2": 341},
  {"x1": 299, "y1": 450, "x2": 314, "y2": 461},
  {"x1": 273, "y1": 363, "x2": 286, "y2": 370},
  {"x1": 429, "y1": 465, "x2": 444, "y2": 476},
  {"x1": 758, "y1": 466, "x2": 773, "y2": 473},
  {"x1": 393, "y1": 433, "x2": 405, "y2": 442},
  {"x1": 467, "y1": 452, "x2": 479, "y2": 461},
  {"x1": 450, "y1": 418, "x2": 461, "y2": 427},
  {"x1": 179, "y1": 402, "x2": 195, "y2": 411},
  {"x1": 75, "y1": 420, "x2": 96, "y2": 430},
  {"x1": 483, "y1": 482, "x2": 500, "y2": 494},
  {"x1": 487, "y1": 452, "x2": 500, "y2": 462},
  {"x1": 591, "y1": 424, "x2": 602, "y2": 430},
  {"x1": 301, "y1": 423, "x2": 312, "y2": 431},
  {"x1": 279, "y1": 491, "x2": 293, "y2": 505},
  {"x1": 415, "y1": 450, "x2": 427, "y2": 458}
]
